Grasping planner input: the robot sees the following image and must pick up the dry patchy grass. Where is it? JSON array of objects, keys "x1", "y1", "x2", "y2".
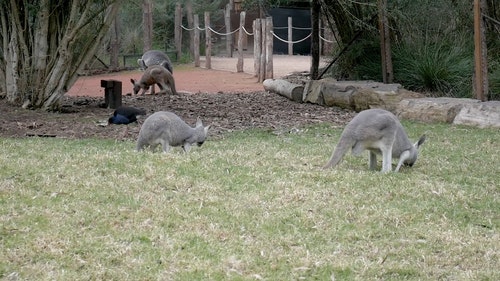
[{"x1": 0, "y1": 122, "x2": 498, "y2": 280}]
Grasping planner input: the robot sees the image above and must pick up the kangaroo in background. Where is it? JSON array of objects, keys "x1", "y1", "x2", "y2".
[
  {"x1": 138, "y1": 50, "x2": 174, "y2": 74},
  {"x1": 323, "y1": 108, "x2": 426, "y2": 172},
  {"x1": 130, "y1": 65, "x2": 178, "y2": 95},
  {"x1": 136, "y1": 111, "x2": 210, "y2": 153}
]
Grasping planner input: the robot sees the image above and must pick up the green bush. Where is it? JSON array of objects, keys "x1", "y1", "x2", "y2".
[
  {"x1": 489, "y1": 65, "x2": 500, "y2": 100},
  {"x1": 393, "y1": 36, "x2": 474, "y2": 97}
]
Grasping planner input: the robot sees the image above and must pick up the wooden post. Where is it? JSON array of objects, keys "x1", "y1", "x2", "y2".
[
  {"x1": 205, "y1": 11, "x2": 212, "y2": 69},
  {"x1": 237, "y1": 11, "x2": 246, "y2": 72},
  {"x1": 194, "y1": 14, "x2": 200, "y2": 67},
  {"x1": 101, "y1": 80, "x2": 122, "y2": 109},
  {"x1": 474, "y1": 0, "x2": 488, "y2": 101},
  {"x1": 186, "y1": 0, "x2": 195, "y2": 58},
  {"x1": 253, "y1": 19, "x2": 262, "y2": 78},
  {"x1": 378, "y1": 0, "x2": 393, "y2": 83},
  {"x1": 288, "y1": 17, "x2": 293, "y2": 55},
  {"x1": 310, "y1": 0, "x2": 320, "y2": 80},
  {"x1": 265, "y1": 17, "x2": 273, "y2": 79},
  {"x1": 142, "y1": 0, "x2": 153, "y2": 52},
  {"x1": 174, "y1": 3, "x2": 182, "y2": 61},
  {"x1": 225, "y1": 3, "x2": 233, "y2": 57},
  {"x1": 259, "y1": 18, "x2": 266, "y2": 81}
]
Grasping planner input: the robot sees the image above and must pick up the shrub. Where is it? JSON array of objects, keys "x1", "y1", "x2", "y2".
[{"x1": 393, "y1": 36, "x2": 473, "y2": 97}]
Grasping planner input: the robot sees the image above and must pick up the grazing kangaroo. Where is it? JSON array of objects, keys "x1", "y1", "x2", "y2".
[
  {"x1": 138, "y1": 50, "x2": 173, "y2": 74},
  {"x1": 323, "y1": 108, "x2": 426, "y2": 172},
  {"x1": 136, "y1": 111, "x2": 210, "y2": 153},
  {"x1": 130, "y1": 65, "x2": 177, "y2": 95}
]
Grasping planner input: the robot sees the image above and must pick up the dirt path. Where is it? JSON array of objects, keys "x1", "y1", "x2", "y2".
[{"x1": 68, "y1": 55, "x2": 319, "y2": 97}]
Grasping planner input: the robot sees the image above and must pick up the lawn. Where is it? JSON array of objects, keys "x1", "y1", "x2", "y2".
[{"x1": 0, "y1": 122, "x2": 498, "y2": 280}]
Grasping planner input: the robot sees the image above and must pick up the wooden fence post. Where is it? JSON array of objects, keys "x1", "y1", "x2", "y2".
[
  {"x1": 174, "y1": 3, "x2": 182, "y2": 61},
  {"x1": 237, "y1": 11, "x2": 246, "y2": 72},
  {"x1": 253, "y1": 19, "x2": 261, "y2": 78},
  {"x1": 205, "y1": 11, "x2": 212, "y2": 69},
  {"x1": 288, "y1": 17, "x2": 293, "y2": 55},
  {"x1": 225, "y1": 3, "x2": 233, "y2": 57},
  {"x1": 259, "y1": 18, "x2": 266, "y2": 82},
  {"x1": 265, "y1": 16, "x2": 273, "y2": 79},
  {"x1": 194, "y1": 14, "x2": 200, "y2": 67}
]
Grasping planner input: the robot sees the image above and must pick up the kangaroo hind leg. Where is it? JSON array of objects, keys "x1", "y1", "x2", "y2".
[
  {"x1": 369, "y1": 151, "x2": 378, "y2": 170},
  {"x1": 380, "y1": 144, "x2": 393, "y2": 173}
]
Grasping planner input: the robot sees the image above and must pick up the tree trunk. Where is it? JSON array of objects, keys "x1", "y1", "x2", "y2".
[
  {"x1": 186, "y1": 0, "x2": 195, "y2": 58},
  {"x1": 174, "y1": 3, "x2": 182, "y2": 61},
  {"x1": 263, "y1": 79, "x2": 304, "y2": 102},
  {"x1": 110, "y1": 17, "x2": 121, "y2": 70},
  {"x1": 310, "y1": 0, "x2": 320, "y2": 80},
  {"x1": 0, "y1": 0, "x2": 121, "y2": 110},
  {"x1": 142, "y1": 0, "x2": 153, "y2": 53}
]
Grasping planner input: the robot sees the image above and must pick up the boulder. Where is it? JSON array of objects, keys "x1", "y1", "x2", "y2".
[
  {"x1": 396, "y1": 98, "x2": 481, "y2": 123},
  {"x1": 453, "y1": 101, "x2": 500, "y2": 128},
  {"x1": 352, "y1": 87, "x2": 423, "y2": 112}
]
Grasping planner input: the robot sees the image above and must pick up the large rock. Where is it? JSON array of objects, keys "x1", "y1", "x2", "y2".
[
  {"x1": 396, "y1": 98, "x2": 481, "y2": 123},
  {"x1": 352, "y1": 87, "x2": 423, "y2": 112},
  {"x1": 453, "y1": 101, "x2": 500, "y2": 128},
  {"x1": 303, "y1": 79, "x2": 423, "y2": 112}
]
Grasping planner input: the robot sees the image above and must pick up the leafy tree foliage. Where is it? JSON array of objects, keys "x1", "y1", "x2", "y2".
[{"x1": 320, "y1": 0, "x2": 499, "y2": 98}]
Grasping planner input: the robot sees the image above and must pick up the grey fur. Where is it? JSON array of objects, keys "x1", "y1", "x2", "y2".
[
  {"x1": 136, "y1": 111, "x2": 210, "y2": 153},
  {"x1": 130, "y1": 65, "x2": 177, "y2": 95},
  {"x1": 137, "y1": 50, "x2": 173, "y2": 74},
  {"x1": 323, "y1": 108, "x2": 426, "y2": 172}
]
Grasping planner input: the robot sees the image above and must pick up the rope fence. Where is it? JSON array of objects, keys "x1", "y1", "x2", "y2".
[
  {"x1": 180, "y1": 23, "x2": 332, "y2": 45},
  {"x1": 175, "y1": 9, "x2": 334, "y2": 81}
]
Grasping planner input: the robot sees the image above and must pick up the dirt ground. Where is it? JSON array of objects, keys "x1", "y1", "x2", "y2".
[{"x1": 0, "y1": 56, "x2": 353, "y2": 141}]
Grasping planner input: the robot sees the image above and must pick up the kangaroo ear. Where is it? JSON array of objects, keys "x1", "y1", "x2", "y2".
[
  {"x1": 196, "y1": 117, "x2": 203, "y2": 127},
  {"x1": 204, "y1": 125, "x2": 210, "y2": 135},
  {"x1": 415, "y1": 134, "x2": 426, "y2": 148},
  {"x1": 130, "y1": 78, "x2": 136, "y2": 85}
]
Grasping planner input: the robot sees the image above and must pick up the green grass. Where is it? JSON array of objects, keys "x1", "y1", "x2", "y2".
[{"x1": 0, "y1": 122, "x2": 498, "y2": 280}]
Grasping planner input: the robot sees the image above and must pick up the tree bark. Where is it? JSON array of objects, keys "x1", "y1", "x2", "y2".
[
  {"x1": 263, "y1": 79, "x2": 304, "y2": 102},
  {"x1": 310, "y1": 0, "x2": 320, "y2": 80},
  {"x1": 186, "y1": 0, "x2": 195, "y2": 58},
  {"x1": 142, "y1": 0, "x2": 153, "y2": 52},
  {"x1": 0, "y1": 0, "x2": 122, "y2": 110},
  {"x1": 204, "y1": 12, "x2": 211, "y2": 69},
  {"x1": 110, "y1": 16, "x2": 121, "y2": 70}
]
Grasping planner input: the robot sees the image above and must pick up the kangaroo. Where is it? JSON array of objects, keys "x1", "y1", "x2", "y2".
[
  {"x1": 137, "y1": 50, "x2": 173, "y2": 74},
  {"x1": 323, "y1": 108, "x2": 426, "y2": 172},
  {"x1": 136, "y1": 111, "x2": 210, "y2": 153},
  {"x1": 130, "y1": 65, "x2": 177, "y2": 95}
]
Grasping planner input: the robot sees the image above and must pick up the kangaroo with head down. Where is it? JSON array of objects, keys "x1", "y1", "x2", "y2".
[
  {"x1": 136, "y1": 111, "x2": 210, "y2": 153},
  {"x1": 323, "y1": 108, "x2": 426, "y2": 173},
  {"x1": 130, "y1": 65, "x2": 177, "y2": 95}
]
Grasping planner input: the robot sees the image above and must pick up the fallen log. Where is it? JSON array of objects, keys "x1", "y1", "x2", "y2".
[{"x1": 263, "y1": 79, "x2": 304, "y2": 103}]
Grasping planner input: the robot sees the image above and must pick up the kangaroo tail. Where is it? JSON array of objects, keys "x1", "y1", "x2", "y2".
[{"x1": 323, "y1": 135, "x2": 354, "y2": 169}]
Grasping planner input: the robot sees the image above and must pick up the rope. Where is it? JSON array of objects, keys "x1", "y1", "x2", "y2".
[
  {"x1": 207, "y1": 26, "x2": 239, "y2": 36},
  {"x1": 241, "y1": 26, "x2": 254, "y2": 36},
  {"x1": 181, "y1": 22, "x2": 333, "y2": 44},
  {"x1": 271, "y1": 30, "x2": 311, "y2": 44},
  {"x1": 320, "y1": 34, "x2": 334, "y2": 43}
]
